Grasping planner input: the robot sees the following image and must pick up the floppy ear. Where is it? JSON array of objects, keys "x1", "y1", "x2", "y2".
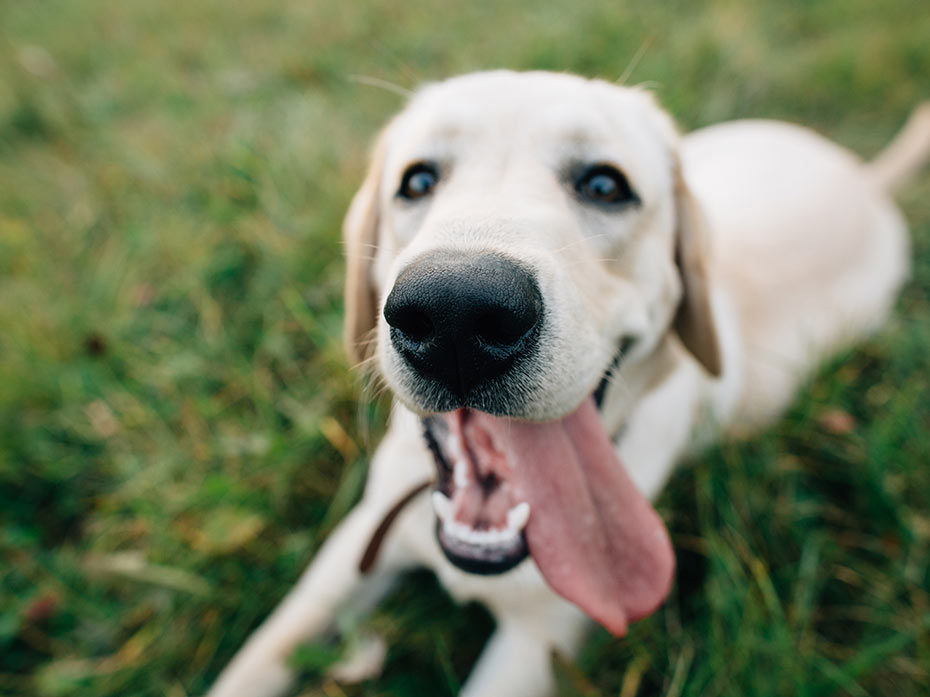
[
  {"x1": 343, "y1": 132, "x2": 389, "y2": 366},
  {"x1": 672, "y1": 163, "x2": 722, "y2": 377}
]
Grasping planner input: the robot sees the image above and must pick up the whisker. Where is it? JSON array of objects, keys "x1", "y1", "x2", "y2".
[
  {"x1": 616, "y1": 37, "x2": 654, "y2": 85},
  {"x1": 552, "y1": 233, "x2": 609, "y2": 254},
  {"x1": 348, "y1": 74, "x2": 414, "y2": 98},
  {"x1": 367, "y1": 43, "x2": 422, "y2": 86},
  {"x1": 561, "y1": 255, "x2": 624, "y2": 269},
  {"x1": 632, "y1": 80, "x2": 663, "y2": 93},
  {"x1": 341, "y1": 240, "x2": 382, "y2": 251},
  {"x1": 346, "y1": 252, "x2": 377, "y2": 263}
]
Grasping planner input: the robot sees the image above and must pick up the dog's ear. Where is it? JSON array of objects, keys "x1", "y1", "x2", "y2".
[
  {"x1": 343, "y1": 130, "x2": 390, "y2": 366},
  {"x1": 672, "y1": 163, "x2": 722, "y2": 377}
]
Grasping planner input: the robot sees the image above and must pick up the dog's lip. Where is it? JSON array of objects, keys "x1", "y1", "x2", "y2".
[
  {"x1": 434, "y1": 519, "x2": 529, "y2": 575},
  {"x1": 593, "y1": 335, "x2": 636, "y2": 409}
]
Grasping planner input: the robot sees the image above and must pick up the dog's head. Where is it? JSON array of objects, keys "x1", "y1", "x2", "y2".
[{"x1": 343, "y1": 71, "x2": 720, "y2": 635}]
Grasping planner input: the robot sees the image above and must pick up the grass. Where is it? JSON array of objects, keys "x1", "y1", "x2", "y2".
[{"x1": 1, "y1": 0, "x2": 929, "y2": 695}]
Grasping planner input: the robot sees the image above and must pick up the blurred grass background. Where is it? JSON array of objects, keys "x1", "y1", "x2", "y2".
[{"x1": 1, "y1": 0, "x2": 929, "y2": 695}]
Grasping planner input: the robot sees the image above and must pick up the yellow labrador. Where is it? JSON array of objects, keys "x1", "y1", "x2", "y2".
[{"x1": 207, "y1": 71, "x2": 929, "y2": 697}]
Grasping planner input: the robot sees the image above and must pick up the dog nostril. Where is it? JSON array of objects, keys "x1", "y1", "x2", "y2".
[
  {"x1": 474, "y1": 306, "x2": 535, "y2": 347},
  {"x1": 387, "y1": 305, "x2": 434, "y2": 343}
]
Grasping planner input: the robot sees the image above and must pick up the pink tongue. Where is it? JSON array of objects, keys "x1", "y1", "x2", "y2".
[{"x1": 466, "y1": 398, "x2": 675, "y2": 636}]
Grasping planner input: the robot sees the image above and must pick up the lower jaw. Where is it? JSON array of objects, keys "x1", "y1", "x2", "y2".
[{"x1": 436, "y1": 522, "x2": 529, "y2": 575}]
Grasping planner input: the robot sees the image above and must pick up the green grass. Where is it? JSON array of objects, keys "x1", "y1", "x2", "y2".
[{"x1": 1, "y1": 1, "x2": 929, "y2": 695}]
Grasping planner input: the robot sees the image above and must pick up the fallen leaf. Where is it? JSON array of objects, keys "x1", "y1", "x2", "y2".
[
  {"x1": 818, "y1": 408, "x2": 856, "y2": 435},
  {"x1": 187, "y1": 506, "x2": 267, "y2": 556},
  {"x1": 24, "y1": 592, "x2": 60, "y2": 624}
]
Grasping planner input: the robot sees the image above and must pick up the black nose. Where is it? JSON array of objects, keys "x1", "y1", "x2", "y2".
[{"x1": 383, "y1": 252, "x2": 543, "y2": 400}]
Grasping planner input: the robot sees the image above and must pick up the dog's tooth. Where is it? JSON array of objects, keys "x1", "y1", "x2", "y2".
[
  {"x1": 432, "y1": 491, "x2": 454, "y2": 523},
  {"x1": 451, "y1": 520, "x2": 472, "y2": 542},
  {"x1": 442, "y1": 518, "x2": 523, "y2": 552},
  {"x1": 483, "y1": 528, "x2": 501, "y2": 545},
  {"x1": 506, "y1": 502, "x2": 531, "y2": 531},
  {"x1": 453, "y1": 458, "x2": 470, "y2": 488},
  {"x1": 448, "y1": 431, "x2": 468, "y2": 474},
  {"x1": 489, "y1": 527, "x2": 515, "y2": 545},
  {"x1": 458, "y1": 524, "x2": 478, "y2": 545}
]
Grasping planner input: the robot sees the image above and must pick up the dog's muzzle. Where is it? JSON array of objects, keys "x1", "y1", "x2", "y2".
[{"x1": 383, "y1": 251, "x2": 543, "y2": 405}]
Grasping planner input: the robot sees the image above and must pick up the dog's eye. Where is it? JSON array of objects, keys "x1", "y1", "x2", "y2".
[
  {"x1": 575, "y1": 165, "x2": 637, "y2": 206},
  {"x1": 398, "y1": 163, "x2": 439, "y2": 200}
]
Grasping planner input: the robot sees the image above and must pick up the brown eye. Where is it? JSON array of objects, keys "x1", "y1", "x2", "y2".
[
  {"x1": 398, "y1": 163, "x2": 439, "y2": 200},
  {"x1": 576, "y1": 165, "x2": 637, "y2": 206}
]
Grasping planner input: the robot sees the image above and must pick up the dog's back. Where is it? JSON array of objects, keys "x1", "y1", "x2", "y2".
[{"x1": 683, "y1": 115, "x2": 924, "y2": 429}]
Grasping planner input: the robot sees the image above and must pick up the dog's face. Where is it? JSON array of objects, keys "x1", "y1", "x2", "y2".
[
  {"x1": 346, "y1": 71, "x2": 718, "y2": 416},
  {"x1": 343, "y1": 71, "x2": 720, "y2": 636}
]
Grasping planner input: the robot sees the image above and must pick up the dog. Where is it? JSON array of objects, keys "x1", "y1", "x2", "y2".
[{"x1": 206, "y1": 71, "x2": 930, "y2": 697}]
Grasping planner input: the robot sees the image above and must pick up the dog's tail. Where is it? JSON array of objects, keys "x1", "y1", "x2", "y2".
[{"x1": 867, "y1": 101, "x2": 930, "y2": 192}]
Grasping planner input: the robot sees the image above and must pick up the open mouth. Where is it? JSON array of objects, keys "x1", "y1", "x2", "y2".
[
  {"x1": 422, "y1": 339, "x2": 634, "y2": 576},
  {"x1": 419, "y1": 338, "x2": 676, "y2": 637},
  {"x1": 425, "y1": 411, "x2": 532, "y2": 574}
]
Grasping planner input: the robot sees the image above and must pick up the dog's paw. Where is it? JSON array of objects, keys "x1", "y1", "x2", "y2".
[{"x1": 326, "y1": 632, "x2": 387, "y2": 684}]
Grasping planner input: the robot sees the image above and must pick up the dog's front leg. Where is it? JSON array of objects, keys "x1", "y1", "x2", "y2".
[
  {"x1": 206, "y1": 410, "x2": 432, "y2": 697},
  {"x1": 459, "y1": 603, "x2": 590, "y2": 697},
  {"x1": 204, "y1": 505, "x2": 401, "y2": 697}
]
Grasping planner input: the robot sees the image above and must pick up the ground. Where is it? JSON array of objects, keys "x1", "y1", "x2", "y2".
[{"x1": 1, "y1": 1, "x2": 928, "y2": 695}]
